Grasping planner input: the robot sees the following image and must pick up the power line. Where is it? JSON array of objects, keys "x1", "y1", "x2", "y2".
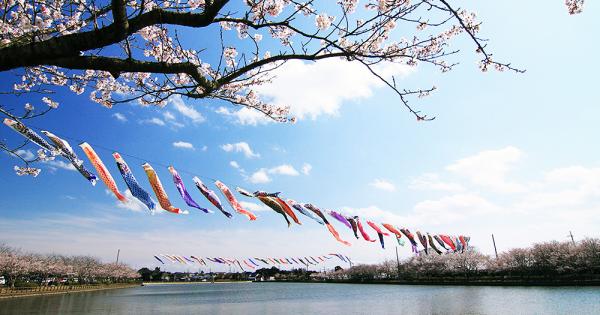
[{"x1": 24, "y1": 123, "x2": 242, "y2": 188}]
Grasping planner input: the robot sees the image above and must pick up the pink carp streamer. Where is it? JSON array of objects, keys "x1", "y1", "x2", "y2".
[
  {"x1": 79, "y1": 142, "x2": 127, "y2": 202},
  {"x1": 143, "y1": 163, "x2": 187, "y2": 214},
  {"x1": 356, "y1": 217, "x2": 376, "y2": 242},
  {"x1": 215, "y1": 180, "x2": 257, "y2": 221}
]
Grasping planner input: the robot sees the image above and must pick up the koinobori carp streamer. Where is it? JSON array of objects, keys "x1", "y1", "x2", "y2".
[
  {"x1": 193, "y1": 176, "x2": 232, "y2": 218},
  {"x1": 42, "y1": 130, "x2": 97, "y2": 185},
  {"x1": 215, "y1": 180, "x2": 257, "y2": 220},
  {"x1": 4, "y1": 118, "x2": 56, "y2": 152},
  {"x1": 287, "y1": 200, "x2": 324, "y2": 225},
  {"x1": 113, "y1": 152, "x2": 155, "y2": 212},
  {"x1": 304, "y1": 204, "x2": 351, "y2": 246},
  {"x1": 257, "y1": 195, "x2": 291, "y2": 227},
  {"x1": 143, "y1": 162, "x2": 187, "y2": 214},
  {"x1": 79, "y1": 142, "x2": 127, "y2": 202},
  {"x1": 328, "y1": 210, "x2": 352, "y2": 230},
  {"x1": 168, "y1": 166, "x2": 211, "y2": 214},
  {"x1": 367, "y1": 221, "x2": 389, "y2": 249}
]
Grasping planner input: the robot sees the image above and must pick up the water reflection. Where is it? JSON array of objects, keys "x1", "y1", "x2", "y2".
[{"x1": 1, "y1": 283, "x2": 598, "y2": 315}]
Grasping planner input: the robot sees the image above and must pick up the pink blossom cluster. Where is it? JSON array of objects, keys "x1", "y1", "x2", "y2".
[{"x1": 565, "y1": 0, "x2": 584, "y2": 14}]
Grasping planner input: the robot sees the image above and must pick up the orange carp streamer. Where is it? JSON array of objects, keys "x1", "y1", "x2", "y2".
[
  {"x1": 142, "y1": 163, "x2": 187, "y2": 214},
  {"x1": 326, "y1": 223, "x2": 352, "y2": 246},
  {"x1": 214, "y1": 180, "x2": 257, "y2": 221},
  {"x1": 79, "y1": 142, "x2": 127, "y2": 202},
  {"x1": 273, "y1": 197, "x2": 301, "y2": 225},
  {"x1": 382, "y1": 223, "x2": 403, "y2": 238}
]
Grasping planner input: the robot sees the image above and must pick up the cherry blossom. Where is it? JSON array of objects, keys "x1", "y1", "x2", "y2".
[{"x1": 4, "y1": 0, "x2": 576, "y2": 173}]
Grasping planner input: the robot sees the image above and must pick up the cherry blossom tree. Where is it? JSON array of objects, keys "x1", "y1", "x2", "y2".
[
  {"x1": 0, "y1": 244, "x2": 139, "y2": 286},
  {"x1": 0, "y1": 0, "x2": 583, "y2": 174}
]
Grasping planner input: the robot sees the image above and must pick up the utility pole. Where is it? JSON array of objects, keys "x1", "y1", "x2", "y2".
[
  {"x1": 395, "y1": 246, "x2": 401, "y2": 276},
  {"x1": 491, "y1": 234, "x2": 498, "y2": 259},
  {"x1": 569, "y1": 231, "x2": 576, "y2": 245},
  {"x1": 116, "y1": 249, "x2": 120, "y2": 264}
]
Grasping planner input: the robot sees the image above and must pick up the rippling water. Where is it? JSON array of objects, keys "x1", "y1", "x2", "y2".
[{"x1": 1, "y1": 282, "x2": 599, "y2": 315}]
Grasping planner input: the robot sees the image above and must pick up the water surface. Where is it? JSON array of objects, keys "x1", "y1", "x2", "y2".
[{"x1": 1, "y1": 282, "x2": 599, "y2": 314}]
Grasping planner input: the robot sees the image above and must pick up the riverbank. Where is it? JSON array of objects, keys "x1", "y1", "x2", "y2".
[{"x1": 0, "y1": 283, "x2": 141, "y2": 299}]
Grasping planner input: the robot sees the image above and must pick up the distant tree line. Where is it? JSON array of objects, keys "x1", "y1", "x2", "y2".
[
  {"x1": 0, "y1": 244, "x2": 139, "y2": 288},
  {"x1": 314, "y1": 239, "x2": 600, "y2": 284}
]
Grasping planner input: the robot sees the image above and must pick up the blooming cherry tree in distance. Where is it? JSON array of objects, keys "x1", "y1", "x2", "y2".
[{"x1": 0, "y1": 0, "x2": 584, "y2": 174}]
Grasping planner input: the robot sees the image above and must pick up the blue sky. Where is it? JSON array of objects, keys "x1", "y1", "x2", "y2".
[{"x1": 1, "y1": 1, "x2": 599, "y2": 271}]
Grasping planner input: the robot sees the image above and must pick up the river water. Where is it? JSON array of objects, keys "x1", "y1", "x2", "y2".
[{"x1": 1, "y1": 282, "x2": 599, "y2": 314}]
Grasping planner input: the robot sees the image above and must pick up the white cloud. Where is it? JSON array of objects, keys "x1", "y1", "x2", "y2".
[
  {"x1": 14, "y1": 149, "x2": 34, "y2": 160},
  {"x1": 163, "y1": 111, "x2": 176, "y2": 121},
  {"x1": 249, "y1": 168, "x2": 271, "y2": 184},
  {"x1": 216, "y1": 106, "x2": 270, "y2": 126},
  {"x1": 230, "y1": 161, "x2": 240, "y2": 169},
  {"x1": 117, "y1": 190, "x2": 147, "y2": 212},
  {"x1": 446, "y1": 146, "x2": 525, "y2": 193},
  {"x1": 140, "y1": 117, "x2": 165, "y2": 126},
  {"x1": 112, "y1": 113, "x2": 127, "y2": 122},
  {"x1": 169, "y1": 95, "x2": 205, "y2": 124},
  {"x1": 413, "y1": 193, "x2": 501, "y2": 224},
  {"x1": 43, "y1": 160, "x2": 76, "y2": 171},
  {"x1": 340, "y1": 205, "x2": 406, "y2": 223},
  {"x1": 255, "y1": 59, "x2": 414, "y2": 120},
  {"x1": 201, "y1": 146, "x2": 208, "y2": 152},
  {"x1": 409, "y1": 173, "x2": 464, "y2": 192},
  {"x1": 221, "y1": 142, "x2": 260, "y2": 158},
  {"x1": 239, "y1": 201, "x2": 270, "y2": 212},
  {"x1": 369, "y1": 179, "x2": 396, "y2": 192},
  {"x1": 216, "y1": 59, "x2": 413, "y2": 124},
  {"x1": 268, "y1": 164, "x2": 299, "y2": 176},
  {"x1": 301, "y1": 163, "x2": 312, "y2": 175},
  {"x1": 172, "y1": 141, "x2": 195, "y2": 150}
]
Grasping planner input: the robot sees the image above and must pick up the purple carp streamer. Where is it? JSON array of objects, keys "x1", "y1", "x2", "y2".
[
  {"x1": 4, "y1": 118, "x2": 56, "y2": 152},
  {"x1": 168, "y1": 166, "x2": 211, "y2": 214},
  {"x1": 113, "y1": 152, "x2": 155, "y2": 212},
  {"x1": 143, "y1": 162, "x2": 187, "y2": 214},
  {"x1": 42, "y1": 130, "x2": 97, "y2": 185},
  {"x1": 193, "y1": 176, "x2": 232, "y2": 218},
  {"x1": 328, "y1": 210, "x2": 352, "y2": 230},
  {"x1": 80, "y1": 142, "x2": 127, "y2": 202}
]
